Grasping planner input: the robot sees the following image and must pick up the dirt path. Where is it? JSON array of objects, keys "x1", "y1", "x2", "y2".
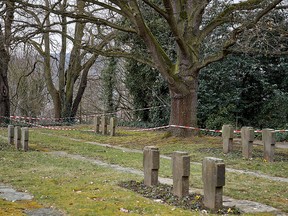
[
  {"x1": 68, "y1": 136, "x2": 288, "y2": 184},
  {"x1": 234, "y1": 138, "x2": 288, "y2": 149}
]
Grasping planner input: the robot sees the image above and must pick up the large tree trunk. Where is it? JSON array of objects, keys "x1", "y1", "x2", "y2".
[
  {"x1": 168, "y1": 47, "x2": 199, "y2": 137},
  {"x1": 169, "y1": 78, "x2": 198, "y2": 137},
  {"x1": 53, "y1": 95, "x2": 62, "y2": 120}
]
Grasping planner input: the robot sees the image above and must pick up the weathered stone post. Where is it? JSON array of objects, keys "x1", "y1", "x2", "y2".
[
  {"x1": 14, "y1": 126, "x2": 21, "y2": 150},
  {"x1": 202, "y1": 157, "x2": 225, "y2": 211},
  {"x1": 21, "y1": 127, "x2": 29, "y2": 152},
  {"x1": 172, "y1": 151, "x2": 190, "y2": 197},
  {"x1": 110, "y1": 117, "x2": 117, "y2": 136},
  {"x1": 241, "y1": 127, "x2": 254, "y2": 159},
  {"x1": 94, "y1": 116, "x2": 100, "y2": 133},
  {"x1": 143, "y1": 146, "x2": 160, "y2": 186},
  {"x1": 101, "y1": 116, "x2": 108, "y2": 135},
  {"x1": 262, "y1": 129, "x2": 275, "y2": 162},
  {"x1": 8, "y1": 125, "x2": 14, "y2": 145},
  {"x1": 222, "y1": 124, "x2": 234, "y2": 153}
]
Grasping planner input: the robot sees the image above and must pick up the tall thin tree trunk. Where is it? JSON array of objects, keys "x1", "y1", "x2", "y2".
[
  {"x1": 0, "y1": 0, "x2": 14, "y2": 123},
  {"x1": 0, "y1": 28, "x2": 10, "y2": 123},
  {"x1": 0, "y1": 48, "x2": 10, "y2": 122}
]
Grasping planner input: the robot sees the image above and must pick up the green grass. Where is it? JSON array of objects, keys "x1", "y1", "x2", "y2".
[
  {"x1": 0, "y1": 199, "x2": 42, "y2": 216},
  {"x1": 26, "y1": 126, "x2": 288, "y2": 178},
  {"x1": 0, "y1": 145, "x2": 193, "y2": 215},
  {"x1": 0, "y1": 126, "x2": 287, "y2": 214}
]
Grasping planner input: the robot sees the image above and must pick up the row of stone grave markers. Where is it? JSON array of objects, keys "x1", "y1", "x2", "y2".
[
  {"x1": 143, "y1": 146, "x2": 225, "y2": 212},
  {"x1": 222, "y1": 125, "x2": 276, "y2": 162},
  {"x1": 94, "y1": 116, "x2": 117, "y2": 136},
  {"x1": 7, "y1": 125, "x2": 29, "y2": 151}
]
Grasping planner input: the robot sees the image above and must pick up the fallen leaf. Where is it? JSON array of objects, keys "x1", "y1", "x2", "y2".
[{"x1": 120, "y1": 208, "x2": 129, "y2": 213}]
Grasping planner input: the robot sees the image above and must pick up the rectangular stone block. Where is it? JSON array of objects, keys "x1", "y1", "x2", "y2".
[
  {"x1": 215, "y1": 163, "x2": 225, "y2": 187},
  {"x1": 151, "y1": 150, "x2": 160, "y2": 170},
  {"x1": 172, "y1": 151, "x2": 190, "y2": 176},
  {"x1": 110, "y1": 117, "x2": 117, "y2": 136},
  {"x1": 262, "y1": 129, "x2": 275, "y2": 162},
  {"x1": 143, "y1": 146, "x2": 160, "y2": 186},
  {"x1": 222, "y1": 125, "x2": 234, "y2": 153},
  {"x1": 202, "y1": 157, "x2": 225, "y2": 211},
  {"x1": 21, "y1": 127, "x2": 29, "y2": 152},
  {"x1": 8, "y1": 125, "x2": 14, "y2": 145},
  {"x1": 172, "y1": 151, "x2": 190, "y2": 197},
  {"x1": 181, "y1": 156, "x2": 190, "y2": 176},
  {"x1": 222, "y1": 124, "x2": 233, "y2": 139},
  {"x1": 241, "y1": 127, "x2": 254, "y2": 159},
  {"x1": 101, "y1": 116, "x2": 108, "y2": 135},
  {"x1": 143, "y1": 146, "x2": 159, "y2": 169},
  {"x1": 94, "y1": 116, "x2": 100, "y2": 133},
  {"x1": 14, "y1": 126, "x2": 21, "y2": 150}
]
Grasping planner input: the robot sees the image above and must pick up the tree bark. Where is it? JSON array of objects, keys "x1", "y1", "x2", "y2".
[
  {"x1": 0, "y1": 44, "x2": 10, "y2": 123},
  {"x1": 169, "y1": 76, "x2": 198, "y2": 137},
  {"x1": 108, "y1": 0, "x2": 282, "y2": 136},
  {"x1": 0, "y1": 24, "x2": 10, "y2": 122},
  {"x1": 0, "y1": 0, "x2": 14, "y2": 123}
]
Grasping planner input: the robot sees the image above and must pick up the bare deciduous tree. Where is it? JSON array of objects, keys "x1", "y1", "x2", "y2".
[
  {"x1": 9, "y1": 0, "x2": 288, "y2": 135},
  {"x1": 9, "y1": 46, "x2": 47, "y2": 117},
  {"x1": 14, "y1": 0, "x2": 116, "y2": 120},
  {"x1": 0, "y1": 0, "x2": 14, "y2": 122},
  {"x1": 82, "y1": 0, "x2": 286, "y2": 136}
]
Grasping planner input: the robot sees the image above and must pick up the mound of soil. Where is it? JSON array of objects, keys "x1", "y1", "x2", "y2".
[{"x1": 119, "y1": 180, "x2": 241, "y2": 214}]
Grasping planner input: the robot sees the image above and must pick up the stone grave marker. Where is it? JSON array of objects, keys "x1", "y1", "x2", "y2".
[
  {"x1": 101, "y1": 116, "x2": 108, "y2": 135},
  {"x1": 262, "y1": 129, "x2": 275, "y2": 162},
  {"x1": 21, "y1": 127, "x2": 29, "y2": 152},
  {"x1": 110, "y1": 117, "x2": 117, "y2": 136},
  {"x1": 14, "y1": 126, "x2": 21, "y2": 150},
  {"x1": 143, "y1": 146, "x2": 159, "y2": 186},
  {"x1": 94, "y1": 116, "x2": 100, "y2": 133},
  {"x1": 8, "y1": 125, "x2": 14, "y2": 145},
  {"x1": 172, "y1": 151, "x2": 190, "y2": 197},
  {"x1": 202, "y1": 157, "x2": 225, "y2": 211},
  {"x1": 241, "y1": 127, "x2": 254, "y2": 159},
  {"x1": 222, "y1": 124, "x2": 234, "y2": 153}
]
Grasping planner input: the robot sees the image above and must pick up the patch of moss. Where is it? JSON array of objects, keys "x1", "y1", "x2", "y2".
[{"x1": 0, "y1": 199, "x2": 43, "y2": 216}]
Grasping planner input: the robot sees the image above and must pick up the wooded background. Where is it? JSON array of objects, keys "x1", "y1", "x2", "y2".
[{"x1": 1, "y1": 0, "x2": 287, "y2": 135}]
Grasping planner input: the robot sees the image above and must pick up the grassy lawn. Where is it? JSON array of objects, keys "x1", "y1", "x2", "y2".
[
  {"x1": 0, "y1": 142, "x2": 193, "y2": 215},
  {"x1": 0, "y1": 125, "x2": 287, "y2": 215}
]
